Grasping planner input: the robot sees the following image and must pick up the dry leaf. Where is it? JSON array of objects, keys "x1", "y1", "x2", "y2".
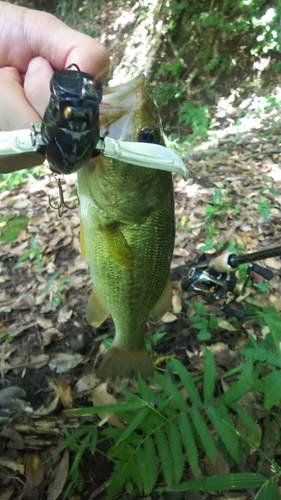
[
  {"x1": 218, "y1": 319, "x2": 237, "y2": 332},
  {"x1": 0, "y1": 427, "x2": 25, "y2": 450},
  {"x1": 47, "y1": 451, "x2": 69, "y2": 500},
  {"x1": 266, "y1": 257, "x2": 281, "y2": 270},
  {"x1": 57, "y1": 377, "x2": 73, "y2": 408},
  {"x1": 34, "y1": 395, "x2": 60, "y2": 416},
  {"x1": 48, "y1": 353, "x2": 84, "y2": 373},
  {"x1": 92, "y1": 383, "x2": 126, "y2": 429},
  {"x1": 0, "y1": 487, "x2": 15, "y2": 500},
  {"x1": 0, "y1": 457, "x2": 24, "y2": 474},
  {"x1": 172, "y1": 293, "x2": 182, "y2": 313},
  {"x1": 57, "y1": 305, "x2": 73, "y2": 324},
  {"x1": 25, "y1": 453, "x2": 45, "y2": 488},
  {"x1": 75, "y1": 373, "x2": 97, "y2": 394},
  {"x1": 161, "y1": 312, "x2": 178, "y2": 323}
]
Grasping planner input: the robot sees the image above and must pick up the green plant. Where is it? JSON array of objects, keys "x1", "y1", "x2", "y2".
[
  {"x1": 188, "y1": 301, "x2": 218, "y2": 340},
  {"x1": 69, "y1": 341, "x2": 281, "y2": 498},
  {"x1": 178, "y1": 101, "x2": 210, "y2": 138},
  {"x1": 0, "y1": 216, "x2": 29, "y2": 243},
  {"x1": 13, "y1": 236, "x2": 42, "y2": 274},
  {"x1": 41, "y1": 267, "x2": 74, "y2": 307},
  {"x1": 0, "y1": 166, "x2": 42, "y2": 192},
  {"x1": 46, "y1": 424, "x2": 98, "y2": 498},
  {"x1": 63, "y1": 302, "x2": 281, "y2": 498}
]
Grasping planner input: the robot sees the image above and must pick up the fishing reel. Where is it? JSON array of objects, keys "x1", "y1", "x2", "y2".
[{"x1": 175, "y1": 245, "x2": 281, "y2": 319}]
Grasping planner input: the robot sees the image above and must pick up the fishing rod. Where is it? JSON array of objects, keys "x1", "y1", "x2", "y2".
[{"x1": 172, "y1": 244, "x2": 281, "y2": 319}]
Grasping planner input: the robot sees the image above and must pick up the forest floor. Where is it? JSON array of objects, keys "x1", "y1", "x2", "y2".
[{"x1": 0, "y1": 78, "x2": 281, "y2": 499}]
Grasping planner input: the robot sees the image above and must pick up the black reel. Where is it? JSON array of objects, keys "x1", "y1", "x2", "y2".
[{"x1": 175, "y1": 247, "x2": 280, "y2": 319}]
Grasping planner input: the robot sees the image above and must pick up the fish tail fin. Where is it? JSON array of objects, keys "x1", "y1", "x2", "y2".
[{"x1": 97, "y1": 344, "x2": 153, "y2": 382}]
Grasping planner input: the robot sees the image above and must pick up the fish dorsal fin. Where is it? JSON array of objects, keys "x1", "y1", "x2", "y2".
[
  {"x1": 86, "y1": 289, "x2": 109, "y2": 327},
  {"x1": 80, "y1": 223, "x2": 87, "y2": 259},
  {"x1": 100, "y1": 223, "x2": 134, "y2": 268},
  {"x1": 151, "y1": 277, "x2": 172, "y2": 320}
]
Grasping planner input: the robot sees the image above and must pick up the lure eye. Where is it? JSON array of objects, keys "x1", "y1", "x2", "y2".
[
  {"x1": 64, "y1": 106, "x2": 72, "y2": 119},
  {"x1": 138, "y1": 127, "x2": 160, "y2": 144}
]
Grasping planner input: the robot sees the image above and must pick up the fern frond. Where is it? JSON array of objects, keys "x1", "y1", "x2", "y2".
[
  {"x1": 243, "y1": 346, "x2": 281, "y2": 368},
  {"x1": 141, "y1": 437, "x2": 158, "y2": 495},
  {"x1": 233, "y1": 404, "x2": 261, "y2": 446},
  {"x1": 177, "y1": 412, "x2": 198, "y2": 475},
  {"x1": 154, "y1": 427, "x2": 173, "y2": 486},
  {"x1": 166, "y1": 420, "x2": 184, "y2": 483},
  {"x1": 106, "y1": 455, "x2": 129, "y2": 500},
  {"x1": 221, "y1": 360, "x2": 255, "y2": 404},
  {"x1": 204, "y1": 403, "x2": 239, "y2": 461},
  {"x1": 189, "y1": 407, "x2": 217, "y2": 464},
  {"x1": 154, "y1": 370, "x2": 189, "y2": 410},
  {"x1": 170, "y1": 358, "x2": 202, "y2": 406},
  {"x1": 259, "y1": 370, "x2": 281, "y2": 410},
  {"x1": 130, "y1": 454, "x2": 144, "y2": 494},
  {"x1": 203, "y1": 348, "x2": 216, "y2": 403},
  {"x1": 115, "y1": 406, "x2": 150, "y2": 446}
]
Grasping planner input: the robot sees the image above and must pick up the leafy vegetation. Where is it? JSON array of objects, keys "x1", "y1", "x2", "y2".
[
  {"x1": 66, "y1": 306, "x2": 281, "y2": 498},
  {"x1": 0, "y1": 166, "x2": 42, "y2": 192}
]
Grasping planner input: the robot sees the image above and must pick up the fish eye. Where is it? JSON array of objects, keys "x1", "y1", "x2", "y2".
[
  {"x1": 138, "y1": 127, "x2": 160, "y2": 144},
  {"x1": 63, "y1": 106, "x2": 72, "y2": 119}
]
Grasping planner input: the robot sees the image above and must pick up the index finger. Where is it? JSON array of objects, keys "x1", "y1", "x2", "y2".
[{"x1": 0, "y1": 2, "x2": 110, "y2": 81}]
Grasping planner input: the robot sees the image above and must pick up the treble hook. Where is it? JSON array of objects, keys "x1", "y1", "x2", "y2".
[{"x1": 48, "y1": 175, "x2": 79, "y2": 217}]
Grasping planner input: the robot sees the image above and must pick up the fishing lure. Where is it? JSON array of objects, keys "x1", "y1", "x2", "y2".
[
  {"x1": 41, "y1": 64, "x2": 102, "y2": 174},
  {"x1": 0, "y1": 69, "x2": 187, "y2": 179}
]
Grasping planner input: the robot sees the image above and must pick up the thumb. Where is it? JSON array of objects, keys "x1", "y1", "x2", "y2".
[{"x1": 24, "y1": 56, "x2": 53, "y2": 119}]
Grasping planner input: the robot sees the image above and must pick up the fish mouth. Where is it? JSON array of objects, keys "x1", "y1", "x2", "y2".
[{"x1": 99, "y1": 74, "x2": 147, "y2": 140}]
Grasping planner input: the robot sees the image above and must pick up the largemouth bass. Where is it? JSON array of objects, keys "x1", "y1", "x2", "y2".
[{"x1": 78, "y1": 74, "x2": 175, "y2": 381}]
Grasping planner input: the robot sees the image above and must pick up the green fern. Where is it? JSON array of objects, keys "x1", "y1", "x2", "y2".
[
  {"x1": 66, "y1": 338, "x2": 281, "y2": 498},
  {"x1": 99, "y1": 350, "x2": 262, "y2": 499}
]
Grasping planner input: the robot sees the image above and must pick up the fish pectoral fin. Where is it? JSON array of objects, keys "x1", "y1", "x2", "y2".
[
  {"x1": 86, "y1": 289, "x2": 109, "y2": 327},
  {"x1": 80, "y1": 222, "x2": 87, "y2": 259},
  {"x1": 151, "y1": 277, "x2": 172, "y2": 320},
  {"x1": 100, "y1": 223, "x2": 134, "y2": 268}
]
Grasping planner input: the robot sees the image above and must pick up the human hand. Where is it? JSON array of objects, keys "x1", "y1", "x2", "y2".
[{"x1": 0, "y1": 1, "x2": 110, "y2": 172}]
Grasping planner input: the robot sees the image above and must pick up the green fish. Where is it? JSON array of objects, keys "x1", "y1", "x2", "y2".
[{"x1": 78, "y1": 74, "x2": 175, "y2": 381}]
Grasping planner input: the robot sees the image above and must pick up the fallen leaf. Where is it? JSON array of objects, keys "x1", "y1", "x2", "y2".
[
  {"x1": 172, "y1": 293, "x2": 182, "y2": 313},
  {"x1": 266, "y1": 257, "x2": 281, "y2": 270},
  {"x1": 75, "y1": 373, "x2": 97, "y2": 394},
  {"x1": 47, "y1": 451, "x2": 69, "y2": 500},
  {"x1": 161, "y1": 312, "x2": 178, "y2": 323},
  {"x1": 0, "y1": 487, "x2": 15, "y2": 500},
  {"x1": 92, "y1": 383, "x2": 126, "y2": 429},
  {"x1": 25, "y1": 453, "x2": 45, "y2": 488},
  {"x1": 0, "y1": 457, "x2": 24, "y2": 474},
  {"x1": 57, "y1": 377, "x2": 73, "y2": 408},
  {"x1": 48, "y1": 353, "x2": 84, "y2": 373},
  {"x1": 57, "y1": 305, "x2": 73, "y2": 324},
  {"x1": 0, "y1": 427, "x2": 25, "y2": 450},
  {"x1": 218, "y1": 319, "x2": 237, "y2": 332}
]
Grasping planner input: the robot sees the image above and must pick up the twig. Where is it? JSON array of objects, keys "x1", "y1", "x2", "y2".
[{"x1": 88, "y1": 479, "x2": 110, "y2": 499}]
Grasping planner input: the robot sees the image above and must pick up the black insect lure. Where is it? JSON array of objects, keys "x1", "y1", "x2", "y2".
[{"x1": 41, "y1": 64, "x2": 103, "y2": 174}]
